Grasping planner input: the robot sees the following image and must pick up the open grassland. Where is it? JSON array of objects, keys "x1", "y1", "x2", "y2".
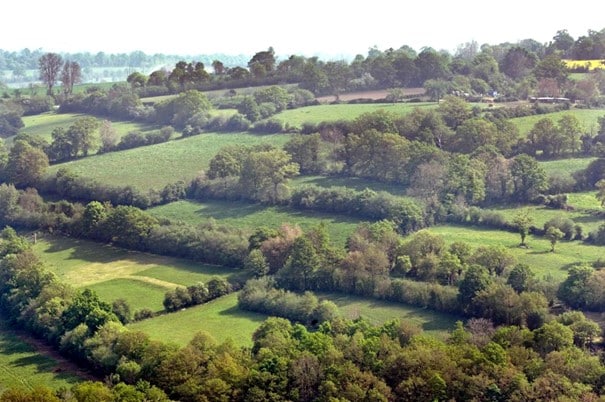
[
  {"x1": 128, "y1": 293, "x2": 268, "y2": 347},
  {"x1": 511, "y1": 109, "x2": 605, "y2": 136},
  {"x1": 428, "y1": 225, "x2": 605, "y2": 281},
  {"x1": 0, "y1": 319, "x2": 82, "y2": 392},
  {"x1": 19, "y1": 112, "x2": 162, "y2": 143},
  {"x1": 271, "y1": 102, "x2": 438, "y2": 128},
  {"x1": 32, "y1": 234, "x2": 247, "y2": 312},
  {"x1": 539, "y1": 157, "x2": 597, "y2": 179},
  {"x1": 129, "y1": 290, "x2": 458, "y2": 347},
  {"x1": 292, "y1": 175, "x2": 409, "y2": 196},
  {"x1": 484, "y1": 202, "x2": 604, "y2": 234},
  {"x1": 567, "y1": 191, "x2": 604, "y2": 210},
  {"x1": 148, "y1": 199, "x2": 361, "y2": 248},
  {"x1": 318, "y1": 292, "x2": 458, "y2": 340},
  {"x1": 48, "y1": 132, "x2": 292, "y2": 190}
]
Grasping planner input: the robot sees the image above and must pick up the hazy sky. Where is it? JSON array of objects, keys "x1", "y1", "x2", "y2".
[{"x1": 2, "y1": 0, "x2": 604, "y2": 58}]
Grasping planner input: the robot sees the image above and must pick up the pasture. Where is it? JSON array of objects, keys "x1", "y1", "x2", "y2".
[
  {"x1": 318, "y1": 292, "x2": 459, "y2": 339},
  {"x1": 511, "y1": 108, "x2": 605, "y2": 136},
  {"x1": 148, "y1": 199, "x2": 361, "y2": 248},
  {"x1": 427, "y1": 225, "x2": 605, "y2": 281},
  {"x1": 292, "y1": 175, "x2": 409, "y2": 196},
  {"x1": 19, "y1": 112, "x2": 162, "y2": 143},
  {"x1": 32, "y1": 234, "x2": 247, "y2": 312},
  {"x1": 47, "y1": 132, "x2": 292, "y2": 190},
  {"x1": 271, "y1": 102, "x2": 438, "y2": 128},
  {"x1": 488, "y1": 192, "x2": 605, "y2": 235},
  {"x1": 0, "y1": 319, "x2": 82, "y2": 392},
  {"x1": 128, "y1": 293, "x2": 267, "y2": 347},
  {"x1": 539, "y1": 157, "x2": 597, "y2": 179}
]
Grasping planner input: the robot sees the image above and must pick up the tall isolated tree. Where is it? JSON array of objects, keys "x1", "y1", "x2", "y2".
[
  {"x1": 38, "y1": 52, "x2": 63, "y2": 95},
  {"x1": 61, "y1": 60, "x2": 81, "y2": 96}
]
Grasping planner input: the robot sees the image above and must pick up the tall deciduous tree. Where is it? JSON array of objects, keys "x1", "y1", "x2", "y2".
[
  {"x1": 38, "y1": 52, "x2": 63, "y2": 95},
  {"x1": 61, "y1": 60, "x2": 81, "y2": 96},
  {"x1": 5, "y1": 140, "x2": 49, "y2": 187}
]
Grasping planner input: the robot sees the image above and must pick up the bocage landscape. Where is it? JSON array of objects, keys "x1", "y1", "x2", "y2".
[{"x1": 2, "y1": 26, "x2": 605, "y2": 401}]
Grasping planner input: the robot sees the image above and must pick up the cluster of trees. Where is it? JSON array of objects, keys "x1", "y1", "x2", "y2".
[
  {"x1": 238, "y1": 277, "x2": 339, "y2": 325},
  {"x1": 163, "y1": 278, "x2": 231, "y2": 312}
]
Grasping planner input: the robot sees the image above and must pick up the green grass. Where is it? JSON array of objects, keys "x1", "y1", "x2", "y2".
[
  {"x1": 0, "y1": 319, "x2": 82, "y2": 392},
  {"x1": 271, "y1": 102, "x2": 438, "y2": 127},
  {"x1": 428, "y1": 225, "x2": 605, "y2": 281},
  {"x1": 318, "y1": 292, "x2": 459, "y2": 339},
  {"x1": 85, "y1": 278, "x2": 167, "y2": 312},
  {"x1": 32, "y1": 234, "x2": 247, "y2": 312},
  {"x1": 567, "y1": 191, "x2": 603, "y2": 210},
  {"x1": 128, "y1": 293, "x2": 268, "y2": 347},
  {"x1": 19, "y1": 112, "x2": 163, "y2": 143},
  {"x1": 539, "y1": 157, "x2": 597, "y2": 178},
  {"x1": 48, "y1": 132, "x2": 292, "y2": 190},
  {"x1": 129, "y1": 289, "x2": 460, "y2": 348},
  {"x1": 291, "y1": 175, "x2": 409, "y2": 196},
  {"x1": 485, "y1": 202, "x2": 603, "y2": 234},
  {"x1": 511, "y1": 109, "x2": 605, "y2": 136},
  {"x1": 148, "y1": 199, "x2": 361, "y2": 248}
]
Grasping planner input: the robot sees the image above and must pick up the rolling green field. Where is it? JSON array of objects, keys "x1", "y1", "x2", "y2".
[
  {"x1": 48, "y1": 132, "x2": 292, "y2": 190},
  {"x1": 148, "y1": 199, "x2": 361, "y2": 248},
  {"x1": 511, "y1": 108, "x2": 605, "y2": 136},
  {"x1": 485, "y1": 198, "x2": 604, "y2": 234},
  {"x1": 32, "y1": 234, "x2": 247, "y2": 312},
  {"x1": 0, "y1": 319, "x2": 82, "y2": 392},
  {"x1": 271, "y1": 102, "x2": 438, "y2": 127},
  {"x1": 428, "y1": 225, "x2": 605, "y2": 281},
  {"x1": 318, "y1": 292, "x2": 459, "y2": 339},
  {"x1": 539, "y1": 157, "x2": 597, "y2": 178},
  {"x1": 19, "y1": 112, "x2": 162, "y2": 143},
  {"x1": 128, "y1": 293, "x2": 268, "y2": 347},
  {"x1": 129, "y1": 290, "x2": 458, "y2": 347},
  {"x1": 292, "y1": 175, "x2": 409, "y2": 196}
]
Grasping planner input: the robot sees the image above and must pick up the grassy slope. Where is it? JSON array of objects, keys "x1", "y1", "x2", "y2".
[
  {"x1": 291, "y1": 175, "x2": 409, "y2": 196},
  {"x1": 428, "y1": 225, "x2": 604, "y2": 281},
  {"x1": 0, "y1": 320, "x2": 82, "y2": 392},
  {"x1": 539, "y1": 157, "x2": 597, "y2": 179},
  {"x1": 129, "y1": 291, "x2": 457, "y2": 348},
  {"x1": 19, "y1": 112, "x2": 161, "y2": 143},
  {"x1": 511, "y1": 108, "x2": 605, "y2": 136},
  {"x1": 272, "y1": 102, "x2": 437, "y2": 127},
  {"x1": 47, "y1": 132, "x2": 291, "y2": 190},
  {"x1": 148, "y1": 199, "x2": 361, "y2": 248},
  {"x1": 32, "y1": 234, "x2": 246, "y2": 312}
]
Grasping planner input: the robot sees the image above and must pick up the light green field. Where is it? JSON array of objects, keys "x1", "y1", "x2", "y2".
[
  {"x1": 48, "y1": 132, "x2": 292, "y2": 190},
  {"x1": 271, "y1": 102, "x2": 437, "y2": 127},
  {"x1": 0, "y1": 319, "x2": 82, "y2": 392},
  {"x1": 129, "y1": 290, "x2": 459, "y2": 347},
  {"x1": 428, "y1": 225, "x2": 605, "y2": 281},
  {"x1": 19, "y1": 112, "x2": 162, "y2": 143},
  {"x1": 539, "y1": 157, "x2": 597, "y2": 178},
  {"x1": 318, "y1": 292, "x2": 458, "y2": 339},
  {"x1": 511, "y1": 109, "x2": 605, "y2": 136},
  {"x1": 148, "y1": 199, "x2": 361, "y2": 248},
  {"x1": 292, "y1": 175, "x2": 409, "y2": 196},
  {"x1": 32, "y1": 234, "x2": 247, "y2": 312},
  {"x1": 567, "y1": 191, "x2": 603, "y2": 210},
  {"x1": 128, "y1": 293, "x2": 268, "y2": 347},
  {"x1": 485, "y1": 200, "x2": 604, "y2": 234}
]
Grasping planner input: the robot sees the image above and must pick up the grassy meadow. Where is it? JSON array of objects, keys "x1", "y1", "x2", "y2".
[
  {"x1": 128, "y1": 293, "x2": 268, "y2": 347},
  {"x1": 271, "y1": 102, "x2": 437, "y2": 127},
  {"x1": 539, "y1": 157, "x2": 597, "y2": 179},
  {"x1": 48, "y1": 132, "x2": 292, "y2": 190},
  {"x1": 149, "y1": 199, "x2": 361, "y2": 248},
  {"x1": 19, "y1": 112, "x2": 164, "y2": 144},
  {"x1": 0, "y1": 319, "x2": 82, "y2": 392},
  {"x1": 511, "y1": 108, "x2": 605, "y2": 136},
  {"x1": 291, "y1": 175, "x2": 409, "y2": 196},
  {"x1": 427, "y1": 225, "x2": 604, "y2": 281},
  {"x1": 32, "y1": 234, "x2": 247, "y2": 312}
]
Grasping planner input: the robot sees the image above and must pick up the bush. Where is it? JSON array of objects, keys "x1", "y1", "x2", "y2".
[
  {"x1": 250, "y1": 119, "x2": 283, "y2": 134},
  {"x1": 544, "y1": 216, "x2": 575, "y2": 240}
]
